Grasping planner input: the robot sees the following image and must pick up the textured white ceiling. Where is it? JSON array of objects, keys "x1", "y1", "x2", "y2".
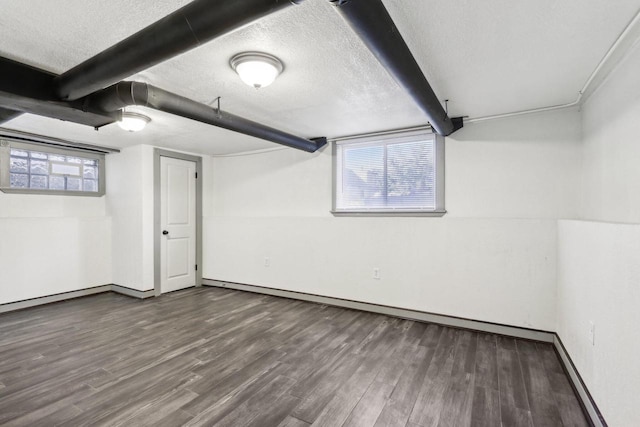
[{"x1": 1, "y1": 0, "x2": 639, "y2": 154}]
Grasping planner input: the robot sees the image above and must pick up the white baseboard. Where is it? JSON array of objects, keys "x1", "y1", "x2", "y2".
[
  {"x1": 202, "y1": 279, "x2": 555, "y2": 342},
  {"x1": 0, "y1": 284, "x2": 154, "y2": 314},
  {"x1": 111, "y1": 285, "x2": 155, "y2": 299},
  {"x1": 0, "y1": 285, "x2": 111, "y2": 314},
  {"x1": 553, "y1": 336, "x2": 606, "y2": 427}
]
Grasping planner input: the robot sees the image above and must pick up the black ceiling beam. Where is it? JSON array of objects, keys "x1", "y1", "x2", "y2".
[
  {"x1": 55, "y1": 0, "x2": 305, "y2": 101},
  {"x1": 85, "y1": 82, "x2": 327, "y2": 153},
  {"x1": 0, "y1": 57, "x2": 118, "y2": 127},
  {"x1": 0, "y1": 58, "x2": 33, "y2": 124},
  {"x1": 0, "y1": 56, "x2": 325, "y2": 152},
  {"x1": 0, "y1": 57, "x2": 56, "y2": 98},
  {"x1": 328, "y1": 0, "x2": 462, "y2": 136},
  {"x1": 0, "y1": 90, "x2": 118, "y2": 128}
]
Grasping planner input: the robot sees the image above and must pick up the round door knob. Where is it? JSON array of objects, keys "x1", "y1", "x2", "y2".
[{"x1": 162, "y1": 230, "x2": 169, "y2": 235}]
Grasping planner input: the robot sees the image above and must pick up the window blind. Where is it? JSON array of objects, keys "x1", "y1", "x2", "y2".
[{"x1": 335, "y1": 132, "x2": 440, "y2": 213}]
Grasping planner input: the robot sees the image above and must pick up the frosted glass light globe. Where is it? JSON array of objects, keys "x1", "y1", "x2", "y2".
[
  {"x1": 118, "y1": 112, "x2": 150, "y2": 132},
  {"x1": 230, "y1": 52, "x2": 284, "y2": 89}
]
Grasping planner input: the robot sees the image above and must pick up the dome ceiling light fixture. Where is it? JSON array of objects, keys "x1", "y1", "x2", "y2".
[
  {"x1": 230, "y1": 52, "x2": 284, "y2": 89},
  {"x1": 118, "y1": 111, "x2": 151, "y2": 132}
]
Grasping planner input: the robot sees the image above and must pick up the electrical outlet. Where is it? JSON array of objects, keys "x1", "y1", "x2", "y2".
[
  {"x1": 373, "y1": 268, "x2": 380, "y2": 280},
  {"x1": 589, "y1": 321, "x2": 595, "y2": 346},
  {"x1": 264, "y1": 257, "x2": 270, "y2": 267}
]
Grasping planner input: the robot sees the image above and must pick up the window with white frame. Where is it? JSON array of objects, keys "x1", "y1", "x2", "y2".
[
  {"x1": 0, "y1": 139, "x2": 105, "y2": 196},
  {"x1": 333, "y1": 130, "x2": 445, "y2": 214}
]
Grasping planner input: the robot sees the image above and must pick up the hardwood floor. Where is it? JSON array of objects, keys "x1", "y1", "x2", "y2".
[{"x1": 0, "y1": 287, "x2": 588, "y2": 426}]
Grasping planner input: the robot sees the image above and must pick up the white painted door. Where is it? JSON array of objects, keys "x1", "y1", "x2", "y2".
[{"x1": 160, "y1": 156, "x2": 196, "y2": 293}]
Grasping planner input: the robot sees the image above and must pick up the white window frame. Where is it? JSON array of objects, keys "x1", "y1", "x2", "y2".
[
  {"x1": 0, "y1": 139, "x2": 105, "y2": 196},
  {"x1": 332, "y1": 130, "x2": 445, "y2": 216}
]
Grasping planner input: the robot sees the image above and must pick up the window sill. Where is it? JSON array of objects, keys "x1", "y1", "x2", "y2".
[
  {"x1": 330, "y1": 210, "x2": 446, "y2": 217},
  {"x1": 0, "y1": 188, "x2": 105, "y2": 197}
]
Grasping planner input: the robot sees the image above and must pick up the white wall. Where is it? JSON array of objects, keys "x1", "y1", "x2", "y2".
[
  {"x1": 556, "y1": 40, "x2": 640, "y2": 426},
  {"x1": 447, "y1": 110, "x2": 582, "y2": 219},
  {"x1": 558, "y1": 221, "x2": 640, "y2": 426},
  {"x1": 106, "y1": 145, "x2": 155, "y2": 291},
  {"x1": 108, "y1": 144, "x2": 212, "y2": 292},
  {"x1": 580, "y1": 40, "x2": 640, "y2": 223},
  {"x1": 204, "y1": 108, "x2": 582, "y2": 331},
  {"x1": 0, "y1": 142, "x2": 163, "y2": 303},
  {"x1": 0, "y1": 190, "x2": 111, "y2": 304},
  {"x1": 0, "y1": 141, "x2": 206, "y2": 302}
]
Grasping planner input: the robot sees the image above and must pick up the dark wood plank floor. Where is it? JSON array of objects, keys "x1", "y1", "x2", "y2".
[{"x1": 0, "y1": 288, "x2": 588, "y2": 427}]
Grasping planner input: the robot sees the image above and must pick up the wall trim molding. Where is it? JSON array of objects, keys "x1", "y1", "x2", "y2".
[
  {"x1": 0, "y1": 284, "x2": 154, "y2": 314},
  {"x1": 553, "y1": 335, "x2": 607, "y2": 427},
  {"x1": 202, "y1": 279, "x2": 554, "y2": 342},
  {"x1": 111, "y1": 284, "x2": 155, "y2": 299},
  {"x1": 0, "y1": 285, "x2": 112, "y2": 313}
]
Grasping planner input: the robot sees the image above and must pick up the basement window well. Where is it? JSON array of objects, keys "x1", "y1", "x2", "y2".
[
  {"x1": 332, "y1": 130, "x2": 445, "y2": 216},
  {"x1": 0, "y1": 140, "x2": 105, "y2": 196}
]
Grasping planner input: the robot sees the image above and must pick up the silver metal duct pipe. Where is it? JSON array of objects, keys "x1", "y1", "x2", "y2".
[{"x1": 87, "y1": 82, "x2": 327, "y2": 152}]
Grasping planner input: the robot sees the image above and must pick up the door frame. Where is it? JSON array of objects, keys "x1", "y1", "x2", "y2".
[{"x1": 153, "y1": 148, "x2": 203, "y2": 296}]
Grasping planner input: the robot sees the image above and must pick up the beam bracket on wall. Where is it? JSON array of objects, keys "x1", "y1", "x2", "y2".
[{"x1": 451, "y1": 117, "x2": 464, "y2": 133}]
